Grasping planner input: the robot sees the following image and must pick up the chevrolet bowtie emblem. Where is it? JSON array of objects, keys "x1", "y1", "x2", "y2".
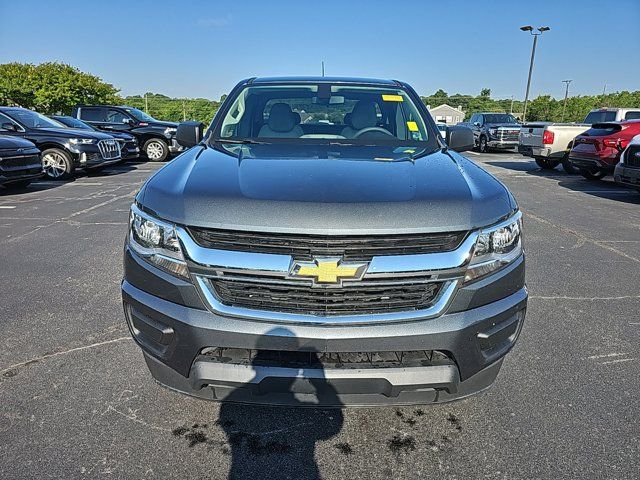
[{"x1": 290, "y1": 257, "x2": 368, "y2": 286}]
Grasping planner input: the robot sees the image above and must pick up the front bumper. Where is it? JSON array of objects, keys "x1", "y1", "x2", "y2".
[
  {"x1": 614, "y1": 163, "x2": 640, "y2": 188},
  {"x1": 168, "y1": 138, "x2": 184, "y2": 154},
  {"x1": 0, "y1": 152, "x2": 44, "y2": 185},
  {"x1": 122, "y1": 245, "x2": 527, "y2": 406},
  {"x1": 71, "y1": 144, "x2": 122, "y2": 169},
  {"x1": 488, "y1": 139, "x2": 518, "y2": 149}
]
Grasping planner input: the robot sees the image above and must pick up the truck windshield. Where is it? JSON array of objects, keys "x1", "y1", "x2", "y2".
[
  {"x1": 124, "y1": 107, "x2": 156, "y2": 123},
  {"x1": 213, "y1": 84, "x2": 435, "y2": 147},
  {"x1": 483, "y1": 114, "x2": 518, "y2": 124},
  {"x1": 583, "y1": 111, "x2": 616, "y2": 124}
]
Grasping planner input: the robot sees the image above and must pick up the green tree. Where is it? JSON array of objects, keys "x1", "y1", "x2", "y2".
[
  {"x1": 0, "y1": 62, "x2": 121, "y2": 114},
  {"x1": 480, "y1": 88, "x2": 491, "y2": 98}
]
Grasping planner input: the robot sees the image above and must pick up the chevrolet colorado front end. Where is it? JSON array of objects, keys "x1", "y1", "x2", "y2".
[{"x1": 122, "y1": 77, "x2": 527, "y2": 406}]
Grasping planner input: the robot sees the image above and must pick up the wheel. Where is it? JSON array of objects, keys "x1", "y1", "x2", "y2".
[
  {"x1": 534, "y1": 158, "x2": 561, "y2": 170},
  {"x1": 42, "y1": 148, "x2": 74, "y2": 179},
  {"x1": 579, "y1": 167, "x2": 607, "y2": 181},
  {"x1": 478, "y1": 136, "x2": 488, "y2": 153},
  {"x1": 561, "y1": 155, "x2": 579, "y2": 174},
  {"x1": 3, "y1": 179, "x2": 32, "y2": 189},
  {"x1": 143, "y1": 138, "x2": 169, "y2": 162}
]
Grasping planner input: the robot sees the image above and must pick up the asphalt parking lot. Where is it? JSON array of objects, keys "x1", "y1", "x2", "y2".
[{"x1": 0, "y1": 151, "x2": 638, "y2": 479}]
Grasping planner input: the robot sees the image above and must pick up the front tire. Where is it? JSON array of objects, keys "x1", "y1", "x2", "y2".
[
  {"x1": 478, "y1": 136, "x2": 488, "y2": 153},
  {"x1": 42, "y1": 148, "x2": 74, "y2": 180},
  {"x1": 579, "y1": 167, "x2": 607, "y2": 181},
  {"x1": 535, "y1": 158, "x2": 561, "y2": 170},
  {"x1": 143, "y1": 139, "x2": 169, "y2": 162}
]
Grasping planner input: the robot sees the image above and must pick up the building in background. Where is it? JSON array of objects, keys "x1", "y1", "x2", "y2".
[{"x1": 427, "y1": 104, "x2": 465, "y2": 124}]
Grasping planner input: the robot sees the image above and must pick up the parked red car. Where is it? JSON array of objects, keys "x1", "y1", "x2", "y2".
[{"x1": 569, "y1": 120, "x2": 640, "y2": 180}]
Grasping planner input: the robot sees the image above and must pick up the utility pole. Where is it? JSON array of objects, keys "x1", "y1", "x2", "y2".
[
  {"x1": 144, "y1": 93, "x2": 149, "y2": 113},
  {"x1": 561, "y1": 80, "x2": 572, "y2": 122},
  {"x1": 520, "y1": 26, "x2": 550, "y2": 122},
  {"x1": 321, "y1": 61, "x2": 325, "y2": 77},
  {"x1": 510, "y1": 95, "x2": 514, "y2": 115},
  {"x1": 182, "y1": 100, "x2": 186, "y2": 121},
  {"x1": 602, "y1": 82, "x2": 608, "y2": 96}
]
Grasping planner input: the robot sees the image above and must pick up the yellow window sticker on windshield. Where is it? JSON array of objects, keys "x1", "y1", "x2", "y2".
[
  {"x1": 382, "y1": 94, "x2": 403, "y2": 102},
  {"x1": 406, "y1": 121, "x2": 419, "y2": 132}
]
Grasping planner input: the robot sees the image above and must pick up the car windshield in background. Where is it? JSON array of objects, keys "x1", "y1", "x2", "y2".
[
  {"x1": 124, "y1": 107, "x2": 155, "y2": 122},
  {"x1": 484, "y1": 114, "x2": 518, "y2": 124},
  {"x1": 583, "y1": 111, "x2": 616, "y2": 124},
  {"x1": 55, "y1": 117, "x2": 92, "y2": 130},
  {"x1": 9, "y1": 110, "x2": 64, "y2": 129},
  {"x1": 214, "y1": 84, "x2": 434, "y2": 147}
]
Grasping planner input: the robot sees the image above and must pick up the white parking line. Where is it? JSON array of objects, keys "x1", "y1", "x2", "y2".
[
  {"x1": 466, "y1": 151, "x2": 481, "y2": 156},
  {"x1": 0, "y1": 206, "x2": 16, "y2": 209}
]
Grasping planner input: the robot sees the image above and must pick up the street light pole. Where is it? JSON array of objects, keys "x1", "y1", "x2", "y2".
[
  {"x1": 561, "y1": 80, "x2": 572, "y2": 122},
  {"x1": 520, "y1": 26, "x2": 550, "y2": 123}
]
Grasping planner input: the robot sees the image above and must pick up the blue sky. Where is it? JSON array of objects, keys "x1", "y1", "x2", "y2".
[{"x1": 1, "y1": 0, "x2": 638, "y2": 100}]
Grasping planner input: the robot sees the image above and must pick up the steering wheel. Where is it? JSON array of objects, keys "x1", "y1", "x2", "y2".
[{"x1": 353, "y1": 127, "x2": 394, "y2": 138}]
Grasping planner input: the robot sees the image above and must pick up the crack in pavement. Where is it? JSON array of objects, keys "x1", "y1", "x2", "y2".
[
  {"x1": 525, "y1": 211, "x2": 640, "y2": 264},
  {"x1": 0, "y1": 336, "x2": 132, "y2": 376}
]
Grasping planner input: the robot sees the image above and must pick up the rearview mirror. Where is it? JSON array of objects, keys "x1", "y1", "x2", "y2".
[
  {"x1": 1, "y1": 122, "x2": 18, "y2": 132},
  {"x1": 446, "y1": 125, "x2": 475, "y2": 152},
  {"x1": 122, "y1": 118, "x2": 133, "y2": 125},
  {"x1": 176, "y1": 121, "x2": 205, "y2": 148}
]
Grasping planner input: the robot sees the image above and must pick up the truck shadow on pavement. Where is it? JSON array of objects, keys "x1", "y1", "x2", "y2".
[{"x1": 174, "y1": 328, "x2": 345, "y2": 480}]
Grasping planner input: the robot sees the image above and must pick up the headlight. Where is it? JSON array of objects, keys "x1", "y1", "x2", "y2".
[
  {"x1": 164, "y1": 127, "x2": 177, "y2": 138},
  {"x1": 69, "y1": 138, "x2": 95, "y2": 145},
  {"x1": 465, "y1": 211, "x2": 523, "y2": 283},
  {"x1": 128, "y1": 204, "x2": 189, "y2": 279},
  {"x1": 489, "y1": 128, "x2": 498, "y2": 136}
]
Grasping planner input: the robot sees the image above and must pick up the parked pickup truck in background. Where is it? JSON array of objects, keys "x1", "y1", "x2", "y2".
[
  {"x1": 518, "y1": 108, "x2": 640, "y2": 173},
  {"x1": 460, "y1": 112, "x2": 521, "y2": 153}
]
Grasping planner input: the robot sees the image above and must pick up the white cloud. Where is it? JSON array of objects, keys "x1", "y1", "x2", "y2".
[{"x1": 196, "y1": 15, "x2": 231, "y2": 28}]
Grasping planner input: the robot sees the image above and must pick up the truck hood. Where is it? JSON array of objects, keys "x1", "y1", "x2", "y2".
[{"x1": 139, "y1": 144, "x2": 515, "y2": 234}]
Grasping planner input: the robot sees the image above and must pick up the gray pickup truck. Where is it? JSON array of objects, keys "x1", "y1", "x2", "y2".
[
  {"x1": 519, "y1": 108, "x2": 640, "y2": 172},
  {"x1": 460, "y1": 112, "x2": 521, "y2": 153},
  {"x1": 122, "y1": 77, "x2": 527, "y2": 407}
]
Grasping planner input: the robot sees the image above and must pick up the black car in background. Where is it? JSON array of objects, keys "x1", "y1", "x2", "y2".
[
  {"x1": 71, "y1": 105, "x2": 183, "y2": 161},
  {"x1": 51, "y1": 115, "x2": 140, "y2": 161},
  {"x1": 0, "y1": 135, "x2": 43, "y2": 189},
  {"x1": 0, "y1": 107, "x2": 121, "y2": 179}
]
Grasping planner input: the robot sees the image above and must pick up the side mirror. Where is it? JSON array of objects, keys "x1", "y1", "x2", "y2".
[
  {"x1": 473, "y1": 122, "x2": 481, "y2": 127},
  {"x1": 1, "y1": 122, "x2": 18, "y2": 132},
  {"x1": 176, "y1": 121, "x2": 205, "y2": 148},
  {"x1": 446, "y1": 125, "x2": 475, "y2": 152}
]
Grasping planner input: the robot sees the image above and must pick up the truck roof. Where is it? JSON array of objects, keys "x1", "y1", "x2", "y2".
[{"x1": 249, "y1": 76, "x2": 401, "y2": 86}]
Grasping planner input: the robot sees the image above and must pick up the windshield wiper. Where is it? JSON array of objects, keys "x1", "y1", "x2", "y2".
[{"x1": 213, "y1": 138, "x2": 267, "y2": 145}]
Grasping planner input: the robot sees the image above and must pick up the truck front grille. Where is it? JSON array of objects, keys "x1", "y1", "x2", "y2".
[
  {"x1": 625, "y1": 145, "x2": 640, "y2": 167},
  {"x1": 206, "y1": 274, "x2": 444, "y2": 316},
  {"x1": 0, "y1": 153, "x2": 41, "y2": 176},
  {"x1": 98, "y1": 139, "x2": 121, "y2": 160},
  {"x1": 198, "y1": 347, "x2": 454, "y2": 369},
  {"x1": 496, "y1": 129, "x2": 520, "y2": 142},
  {"x1": 187, "y1": 228, "x2": 468, "y2": 260}
]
